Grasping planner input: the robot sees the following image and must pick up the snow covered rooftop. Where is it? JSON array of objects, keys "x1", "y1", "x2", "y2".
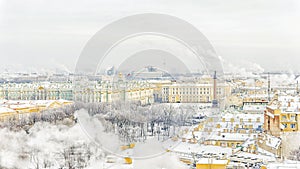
[
  {"x1": 197, "y1": 158, "x2": 229, "y2": 165},
  {"x1": 265, "y1": 134, "x2": 281, "y2": 149},
  {"x1": 267, "y1": 94, "x2": 300, "y2": 113},
  {"x1": 0, "y1": 107, "x2": 16, "y2": 114},
  {"x1": 235, "y1": 151, "x2": 276, "y2": 162},
  {"x1": 208, "y1": 133, "x2": 256, "y2": 141},
  {"x1": 171, "y1": 143, "x2": 232, "y2": 156},
  {"x1": 222, "y1": 113, "x2": 263, "y2": 121}
]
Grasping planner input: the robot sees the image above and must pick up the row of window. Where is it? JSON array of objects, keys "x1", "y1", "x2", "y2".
[
  {"x1": 281, "y1": 114, "x2": 296, "y2": 121},
  {"x1": 282, "y1": 123, "x2": 296, "y2": 129},
  {"x1": 163, "y1": 87, "x2": 220, "y2": 91},
  {"x1": 163, "y1": 91, "x2": 223, "y2": 95}
]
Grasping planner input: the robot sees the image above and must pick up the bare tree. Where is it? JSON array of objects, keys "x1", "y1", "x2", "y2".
[{"x1": 290, "y1": 146, "x2": 300, "y2": 161}]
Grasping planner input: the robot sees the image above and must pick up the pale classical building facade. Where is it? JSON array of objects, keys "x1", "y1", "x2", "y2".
[
  {"x1": 0, "y1": 82, "x2": 73, "y2": 100},
  {"x1": 161, "y1": 79, "x2": 231, "y2": 103},
  {"x1": 0, "y1": 80, "x2": 154, "y2": 105}
]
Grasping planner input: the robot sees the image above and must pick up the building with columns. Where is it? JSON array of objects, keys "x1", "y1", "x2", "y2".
[
  {"x1": 0, "y1": 80, "x2": 155, "y2": 105},
  {"x1": 0, "y1": 82, "x2": 73, "y2": 100},
  {"x1": 161, "y1": 78, "x2": 231, "y2": 103}
]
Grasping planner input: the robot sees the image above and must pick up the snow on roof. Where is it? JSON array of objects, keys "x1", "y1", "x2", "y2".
[
  {"x1": 265, "y1": 134, "x2": 281, "y2": 149},
  {"x1": 208, "y1": 133, "x2": 255, "y2": 141},
  {"x1": 197, "y1": 158, "x2": 229, "y2": 164},
  {"x1": 0, "y1": 99, "x2": 8, "y2": 103},
  {"x1": 58, "y1": 99, "x2": 71, "y2": 102},
  {"x1": 8, "y1": 104, "x2": 35, "y2": 109},
  {"x1": 235, "y1": 151, "x2": 276, "y2": 162},
  {"x1": 268, "y1": 94, "x2": 300, "y2": 113},
  {"x1": 267, "y1": 105, "x2": 278, "y2": 110},
  {"x1": 162, "y1": 83, "x2": 228, "y2": 87},
  {"x1": 246, "y1": 94, "x2": 272, "y2": 98},
  {"x1": 222, "y1": 113, "x2": 263, "y2": 121},
  {"x1": 0, "y1": 100, "x2": 71, "y2": 112},
  {"x1": 267, "y1": 162, "x2": 300, "y2": 168},
  {"x1": 4, "y1": 100, "x2": 31, "y2": 105},
  {"x1": 243, "y1": 104, "x2": 266, "y2": 111},
  {"x1": 0, "y1": 107, "x2": 16, "y2": 114},
  {"x1": 31, "y1": 100, "x2": 58, "y2": 107},
  {"x1": 217, "y1": 121, "x2": 262, "y2": 130},
  {"x1": 172, "y1": 143, "x2": 232, "y2": 156},
  {"x1": 147, "y1": 79, "x2": 172, "y2": 83},
  {"x1": 266, "y1": 111, "x2": 275, "y2": 118},
  {"x1": 257, "y1": 147, "x2": 276, "y2": 157}
]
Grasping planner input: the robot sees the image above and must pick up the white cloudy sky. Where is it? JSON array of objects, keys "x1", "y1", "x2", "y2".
[{"x1": 0, "y1": 0, "x2": 299, "y2": 73}]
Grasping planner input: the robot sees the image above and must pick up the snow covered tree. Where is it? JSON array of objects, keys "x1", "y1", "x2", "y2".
[{"x1": 290, "y1": 146, "x2": 300, "y2": 161}]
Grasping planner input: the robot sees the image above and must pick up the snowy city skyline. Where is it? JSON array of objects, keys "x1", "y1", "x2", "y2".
[{"x1": 1, "y1": 1, "x2": 300, "y2": 169}]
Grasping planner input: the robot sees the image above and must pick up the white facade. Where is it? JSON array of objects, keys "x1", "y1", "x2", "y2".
[{"x1": 161, "y1": 81, "x2": 231, "y2": 103}]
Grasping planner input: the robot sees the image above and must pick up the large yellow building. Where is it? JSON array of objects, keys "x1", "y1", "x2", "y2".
[
  {"x1": 0, "y1": 107, "x2": 18, "y2": 121},
  {"x1": 196, "y1": 158, "x2": 229, "y2": 169},
  {"x1": 264, "y1": 94, "x2": 300, "y2": 136},
  {"x1": 0, "y1": 100, "x2": 73, "y2": 122}
]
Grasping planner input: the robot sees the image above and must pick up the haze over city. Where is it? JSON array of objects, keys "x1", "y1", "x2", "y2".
[{"x1": 1, "y1": 0, "x2": 300, "y2": 73}]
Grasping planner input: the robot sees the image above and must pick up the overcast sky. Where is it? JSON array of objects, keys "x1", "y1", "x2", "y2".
[{"x1": 0, "y1": 0, "x2": 299, "y2": 73}]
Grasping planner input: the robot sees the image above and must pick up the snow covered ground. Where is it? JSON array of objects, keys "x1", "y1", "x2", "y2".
[
  {"x1": 0, "y1": 109, "x2": 189, "y2": 169},
  {"x1": 2, "y1": 103, "x2": 299, "y2": 169}
]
